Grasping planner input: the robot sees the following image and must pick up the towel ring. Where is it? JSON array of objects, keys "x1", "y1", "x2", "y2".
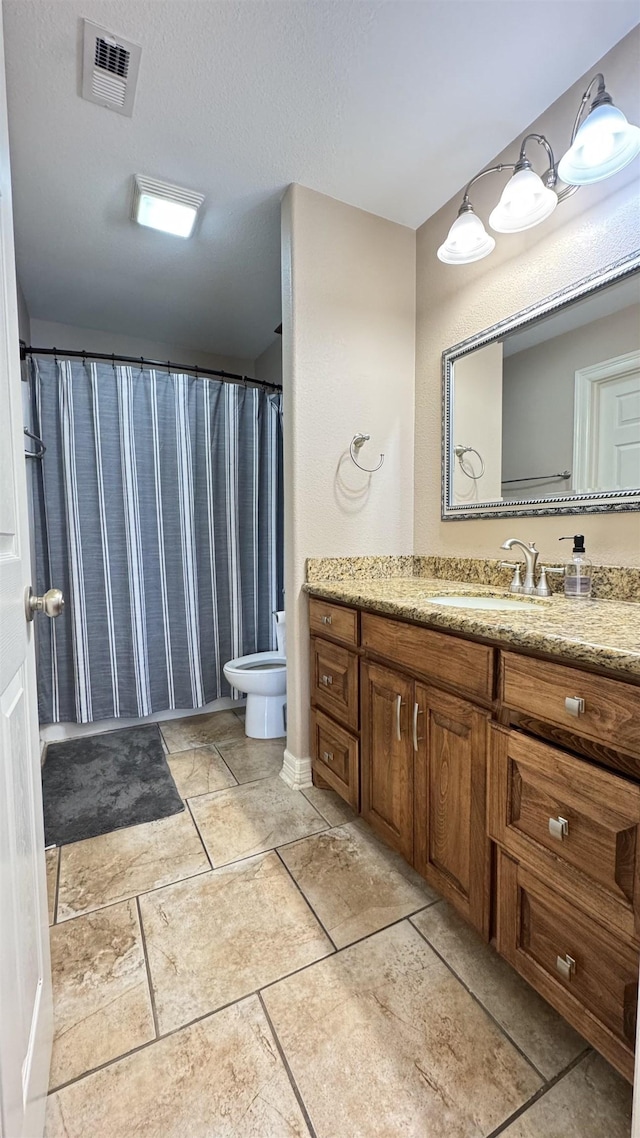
[
  {"x1": 454, "y1": 444, "x2": 485, "y2": 479},
  {"x1": 350, "y1": 433, "x2": 384, "y2": 473}
]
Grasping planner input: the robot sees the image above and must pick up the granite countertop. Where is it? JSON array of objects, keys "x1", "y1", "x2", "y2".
[{"x1": 304, "y1": 576, "x2": 640, "y2": 679}]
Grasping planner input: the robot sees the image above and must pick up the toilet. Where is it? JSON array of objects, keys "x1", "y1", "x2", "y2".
[{"x1": 223, "y1": 611, "x2": 286, "y2": 739}]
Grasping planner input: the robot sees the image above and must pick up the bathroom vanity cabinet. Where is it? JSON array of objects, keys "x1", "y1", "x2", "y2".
[{"x1": 308, "y1": 593, "x2": 640, "y2": 1082}]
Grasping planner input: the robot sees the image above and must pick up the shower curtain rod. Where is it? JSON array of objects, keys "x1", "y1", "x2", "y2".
[{"x1": 19, "y1": 342, "x2": 282, "y2": 394}]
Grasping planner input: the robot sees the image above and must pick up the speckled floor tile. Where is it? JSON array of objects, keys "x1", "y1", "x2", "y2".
[
  {"x1": 412, "y1": 902, "x2": 587, "y2": 1080},
  {"x1": 139, "y1": 851, "x2": 333, "y2": 1034},
  {"x1": 160, "y1": 709, "x2": 246, "y2": 753},
  {"x1": 46, "y1": 847, "x2": 59, "y2": 924},
  {"x1": 280, "y1": 822, "x2": 437, "y2": 947},
  {"x1": 49, "y1": 899, "x2": 154, "y2": 1089},
  {"x1": 215, "y1": 736, "x2": 286, "y2": 783},
  {"x1": 301, "y1": 786, "x2": 357, "y2": 827},
  {"x1": 167, "y1": 745, "x2": 236, "y2": 799},
  {"x1": 499, "y1": 1051, "x2": 632, "y2": 1137},
  {"x1": 45, "y1": 996, "x2": 311, "y2": 1138},
  {"x1": 263, "y1": 920, "x2": 541, "y2": 1138},
  {"x1": 57, "y1": 813, "x2": 210, "y2": 920},
  {"x1": 189, "y1": 776, "x2": 327, "y2": 867}
]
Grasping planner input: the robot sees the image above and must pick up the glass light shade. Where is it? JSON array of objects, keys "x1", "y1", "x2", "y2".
[
  {"x1": 489, "y1": 168, "x2": 558, "y2": 233},
  {"x1": 136, "y1": 193, "x2": 198, "y2": 237},
  {"x1": 437, "y1": 209, "x2": 495, "y2": 264},
  {"x1": 558, "y1": 102, "x2": 640, "y2": 185}
]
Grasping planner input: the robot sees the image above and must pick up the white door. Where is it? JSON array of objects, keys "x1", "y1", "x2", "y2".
[
  {"x1": 597, "y1": 370, "x2": 640, "y2": 489},
  {"x1": 573, "y1": 350, "x2": 640, "y2": 492},
  {"x1": 0, "y1": 4, "x2": 53, "y2": 1136}
]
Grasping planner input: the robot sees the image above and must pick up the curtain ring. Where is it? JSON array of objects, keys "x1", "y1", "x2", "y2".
[{"x1": 139, "y1": 356, "x2": 144, "y2": 374}]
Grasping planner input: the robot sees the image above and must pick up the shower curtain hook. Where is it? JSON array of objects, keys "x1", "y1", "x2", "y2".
[{"x1": 139, "y1": 356, "x2": 144, "y2": 374}]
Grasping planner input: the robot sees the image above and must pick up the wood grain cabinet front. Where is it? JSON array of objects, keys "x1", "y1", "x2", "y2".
[
  {"x1": 501, "y1": 651, "x2": 640, "y2": 760},
  {"x1": 310, "y1": 708, "x2": 359, "y2": 810},
  {"x1": 360, "y1": 660, "x2": 414, "y2": 862},
  {"x1": 497, "y1": 850, "x2": 638, "y2": 1082},
  {"x1": 488, "y1": 726, "x2": 640, "y2": 943},
  {"x1": 310, "y1": 636, "x2": 359, "y2": 732},
  {"x1": 414, "y1": 686, "x2": 491, "y2": 939},
  {"x1": 309, "y1": 598, "x2": 359, "y2": 647}
]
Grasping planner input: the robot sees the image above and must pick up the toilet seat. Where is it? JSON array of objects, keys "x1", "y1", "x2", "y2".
[{"x1": 224, "y1": 651, "x2": 285, "y2": 677}]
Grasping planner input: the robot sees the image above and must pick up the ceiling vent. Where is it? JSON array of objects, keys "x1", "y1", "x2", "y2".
[{"x1": 81, "y1": 20, "x2": 141, "y2": 117}]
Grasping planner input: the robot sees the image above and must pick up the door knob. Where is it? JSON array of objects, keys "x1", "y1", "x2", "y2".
[{"x1": 25, "y1": 586, "x2": 64, "y2": 621}]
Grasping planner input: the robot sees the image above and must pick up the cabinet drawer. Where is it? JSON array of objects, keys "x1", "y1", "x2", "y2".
[
  {"x1": 497, "y1": 851, "x2": 637, "y2": 1082},
  {"x1": 310, "y1": 708, "x2": 359, "y2": 810},
  {"x1": 488, "y1": 727, "x2": 640, "y2": 942},
  {"x1": 501, "y1": 651, "x2": 640, "y2": 759},
  {"x1": 309, "y1": 598, "x2": 359, "y2": 647},
  {"x1": 310, "y1": 637, "x2": 359, "y2": 731},
  {"x1": 361, "y1": 612, "x2": 494, "y2": 701}
]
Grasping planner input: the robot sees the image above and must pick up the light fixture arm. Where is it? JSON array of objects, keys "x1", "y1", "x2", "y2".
[
  {"x1": 570, "y1": 73, "x2": 608, "y2": 146},
  {"x1": 461, "y1": 162, "x2": 516, "y2": 207},
  {"x1": 518, "y1": 133, "x2": 557, "y2": 187}
]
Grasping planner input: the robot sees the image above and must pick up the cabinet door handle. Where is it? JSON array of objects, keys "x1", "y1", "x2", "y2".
[
  {"x1": 321, "y1": 674, "x2": 333, "y2": 686},
  {"x1": 412, "y1": 701, "x2": 423, "y2": 752},
  {"x1": 549, "y1": 816, "x2": 569, "y2": 841},
  {"x1": 395, "y1": 694, "x2": 406, "y2": 741},
  {"x1": 556, "y1": 954, "x2": 576, "y2": 981},
  {"x1": 321, "y1": 615, "x2": 332, "y2": 625},
  {"x1": 564, "y1": 696, "x2": 585, "y2": 717},
  {"x1": 322, "y1": 751, "x2": 334, "y2": 763}
]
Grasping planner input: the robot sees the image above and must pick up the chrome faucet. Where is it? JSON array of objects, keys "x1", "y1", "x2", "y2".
[{"x1": 500, "y1": 538, "x2": 540, "y2": 595}]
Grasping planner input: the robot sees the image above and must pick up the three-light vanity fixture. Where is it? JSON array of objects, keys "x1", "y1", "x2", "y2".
[{"x1": 437, "y1": 73, "x2": 640, "y2": 265}]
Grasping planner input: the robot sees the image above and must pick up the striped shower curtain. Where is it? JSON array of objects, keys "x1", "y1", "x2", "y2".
[{"x1": 31, "y1": 357, "x2": 283, "y2": 724}]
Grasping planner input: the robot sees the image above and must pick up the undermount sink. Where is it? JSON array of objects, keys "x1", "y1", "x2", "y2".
[{"x1": 429, "y1": 595, "x2": 540, "y2": 612}]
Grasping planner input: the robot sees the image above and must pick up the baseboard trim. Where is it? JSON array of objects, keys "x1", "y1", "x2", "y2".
[{"x1": 280, "y1": 749, "x2": 313, "y2": 790}]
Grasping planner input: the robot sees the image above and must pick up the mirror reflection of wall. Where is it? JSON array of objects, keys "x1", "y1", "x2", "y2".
[
  {"x1": 453, "y1": 342, "x2": 503, "y2": 503},
  {"x1": 502, "y1": 298, "x2": 639, "y2": 499},
  {"x1": 451, "y1": 273, "x2": 640, "y2": 507}
]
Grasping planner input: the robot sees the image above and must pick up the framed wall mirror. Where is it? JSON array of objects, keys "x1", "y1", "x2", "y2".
[{"x1": 441, "y1": 251, "x2": 640, "y2": 519}]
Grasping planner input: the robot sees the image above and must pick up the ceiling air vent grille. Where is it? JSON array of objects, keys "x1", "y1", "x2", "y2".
[
  {"x1": 81, "y1": 21, "x2": 141, "y2": 118},
  {"x1": 94, "y1": 37, "x2": 130, "y2": 79}
]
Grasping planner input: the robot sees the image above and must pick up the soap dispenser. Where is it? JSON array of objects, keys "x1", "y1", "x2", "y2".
[{"x1": 559, "y1": 534, "x2": 593, "y2": 599}]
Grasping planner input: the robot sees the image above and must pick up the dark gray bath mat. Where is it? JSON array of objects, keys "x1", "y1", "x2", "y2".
[{"x1": 42, "y1": 724, "x2": 184, "y2": 847}]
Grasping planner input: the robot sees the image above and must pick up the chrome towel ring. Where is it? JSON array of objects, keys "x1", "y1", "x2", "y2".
[
  {"x1": 350, "y1": 433, "x2": 384, "y2": 473},
  {"x1": 454, "y1": 444, "x2": 485, "y2": 479}
]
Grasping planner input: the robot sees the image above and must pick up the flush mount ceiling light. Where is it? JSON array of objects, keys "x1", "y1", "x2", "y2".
[
  {"x1": 437, "y1": 73, "x2": 640, "y2": 266},
  {"x1": 132, "y1": 175, "x2": 205, "y2": 238}
]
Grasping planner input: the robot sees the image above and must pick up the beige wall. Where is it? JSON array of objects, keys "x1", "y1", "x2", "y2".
[
  {"x1": 502, "y1": 303, "x2": 640, "y2": 497},
  {"x1": 255, "y1": 336, "x2": 282, "y2": 386},
  {"x1": 415, "y1": 27, "x2": 640, "y2": 567},
  {"x1": 453, "y1": 341, "x2": 503, "y2": 503},
  {"x1": 282, "y1": 184, "x2": 415, "y2": 771},
  {"x1": 29, "y1": 319, "x2": 254, "y2": 377}
]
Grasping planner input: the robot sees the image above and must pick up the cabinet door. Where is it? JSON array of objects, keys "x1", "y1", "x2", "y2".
[
  {"x1": 414, "y1": 684, "x2": 491, "y2": 938},
  {"x1": 361, "y1": 661, "x2": 414, "y2": 861}
]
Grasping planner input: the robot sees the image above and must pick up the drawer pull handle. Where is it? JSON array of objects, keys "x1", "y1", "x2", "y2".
[
  {"x1": 556, "y1": 954, "x2": 576, "y2": 981},
  {"x1": 564, "y1": 696, "x2": 585, "y2": 717},
  {"x1": 395, "y1": 694, "x2": 406, "y2": 741},
  {"x1": 321, "y1": 615, "x2": 332, "y2": 625},
  {"x1": 412, "y1": 701, "x2": 424, "y2": 752},
  {"x1": 321, "y1": 674, "x2": 333, "y2": 686},
  {"x1": 548, "y1": 816, "x2": 569, "y2": 841},
  {"x1": 322, "y1": 751, "x2": 334, "y2": 763}
]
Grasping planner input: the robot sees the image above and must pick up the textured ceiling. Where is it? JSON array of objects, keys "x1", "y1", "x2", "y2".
[{"x1": 3, "y1": 1, "x2": 638, "y2": 360}]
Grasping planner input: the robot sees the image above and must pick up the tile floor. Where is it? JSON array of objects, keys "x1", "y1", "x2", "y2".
[{"x1": 44, "y1": 708, "x2": 633, "y2": 1137}]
